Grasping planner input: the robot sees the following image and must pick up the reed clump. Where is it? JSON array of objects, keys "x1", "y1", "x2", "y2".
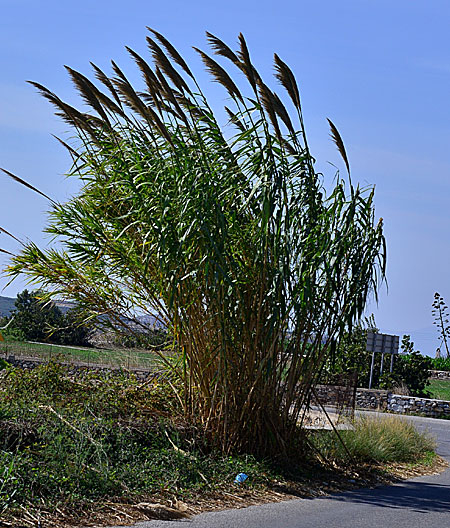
[{"x1": 3, "y1": 30, "x2": 385, "y2": 457}]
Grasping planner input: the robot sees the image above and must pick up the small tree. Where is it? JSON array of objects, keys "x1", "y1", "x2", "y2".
[
  {"x1": 4, "y1": 289, "x2": 91, "y2": 345},
  {"x1": 401, "y1": 334, "x2": 414, "y2": 355},
  {"x1": 432, "y1": 292, "x2": 450, "y2": 358},
  {"x1": 379, "y1": 335, "x2": 432, "y2": 396},
  {"x1": 391, "y1": 352, "x2": 432, "y2": 397},
  {"x1": 10, "y1": 289, "x2": 62, "y2": 342},
  {"x1": 3, "y1": 30, "x2": 386, "y2": 456}
]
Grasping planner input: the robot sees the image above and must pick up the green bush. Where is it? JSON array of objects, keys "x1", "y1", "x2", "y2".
[
  {"x1": 321, "y1": 326, "x2": 373, "y2": 387},
  {"x1": 389, "y1": 352, "x2": 432, "y2": 397},
  {"x1": 430, "y1": 357, "x2": 450, "y2": 372},
  {"x1": 0, "y1": 359, "x2": 9, "y2": 370},
  {"x1": 322, "y1": 331, "x2": 432, "y2": 396}
]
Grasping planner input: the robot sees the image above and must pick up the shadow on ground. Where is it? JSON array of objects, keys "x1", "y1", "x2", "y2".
[{"x1": 317, "y1": 479, "x2": 450, "y2": 514}]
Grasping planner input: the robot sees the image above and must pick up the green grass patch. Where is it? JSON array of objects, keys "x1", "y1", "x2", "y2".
[
  {"x1": 427, "y1": 379, "x2": 450, "y2": 401},
  {"x1": 0, "y1": 339, "x2": 159, "y2": 368}
]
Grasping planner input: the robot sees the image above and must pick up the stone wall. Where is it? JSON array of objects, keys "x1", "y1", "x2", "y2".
[
  {"x1": 429, "y1": 369, "x2": 450, "y2": 380},
  {"x1": 316, "y1": 383, "x2": 450, "y2": 418},
  {"x1": 4, "y1": 355, "x2": 156, "y2": 382},
  {"x1": 387, "y1": 394, "x2": 450, "y2": 418},
  {"x1": 4, "y1": 357, "x2": 450, "y2": 419},
  {"x1": 316, "y1": 384, "x2": 389, "y2": 410}
]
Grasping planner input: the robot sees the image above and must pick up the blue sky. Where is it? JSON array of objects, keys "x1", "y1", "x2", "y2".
[{"x1": 1, "y1": 0, "x2": 450, "y2": 355}]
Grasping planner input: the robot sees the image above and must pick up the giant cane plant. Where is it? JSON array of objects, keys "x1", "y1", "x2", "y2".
[{"x1": 1, "y1": 30, "x2": 385, "y2": 456}]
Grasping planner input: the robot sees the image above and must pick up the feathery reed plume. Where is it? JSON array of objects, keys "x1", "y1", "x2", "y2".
[
  {"x1": 126, "y1": 47, "x2": 164, "y2": 114},
  {"x1": 273, "y1": 54, "x2": 301, "y2": 110},
  {"x1": 272, "y1": 91, "x2": 296, "y2": 137},
  {"x1": 194, "y1": 48, "x2": 243, "y2": 103},
  {"x1": 154, "y1": 66, "x2": 188, "y2": 123},
  {"x1": 65, "y1": 66, "x2": 111, "y2": 126},
  {"x1": 224, "y1": 107, "x2": 246, "y2": 132},
  {"x1": 90, "y1": 62, "x2": 123, "y2": 108},
  {"x1": 111, "y1": 61, "x2": 151, "y2": 120},
  {"x1": 176, "y1": 93, "x2": 208, "y2": 120},
  {"x1": 146, "y1": 37, "x2": 191, "y2": 94},
  {"x1": 110, "y1": 60, "x2": 131, "y2": 86},
  {"x1": 281, "y1": 137, "x2": 298, "y2": 156},
  {"x1": 112, "y1": 62, "x2": 174, "y2": 143},
  {"x1": 327, "y1": 118, "x2": 350, "y2": 175},
  {"x1": 0, "y1": 168, "x2": 55, "y2": 203},
  {"x1": 147, "y1": 27, "x2": 194, "y2": 78},
  {"x1": 146, "y1": 104, "x2": 175, "y2": 145},
  {"x1": 237, "y1": 33, "x2": 260, "y2": 90},
  {"x1": 51, "y1": 135, "x2": 80, "y2": 158},
  {"x1": 27, "y1": 81, "x2": 100, "y2": 141},
  {"x1": 67, "y1": 67, "x2": 124, "y2": 118},
  {"x1": 51, "y1": 135, "x2": 86, "y2": 170},
  {"x1": 257, "y1": 80, "x2": 281, "y2": 139},
  {"x1": 206, "y1": 32, "x2": 240, "y2": 65}
]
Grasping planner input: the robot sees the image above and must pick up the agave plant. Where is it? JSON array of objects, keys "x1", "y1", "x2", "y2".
[{"x1": 1, "y1": 30, "x2": 385, "y2": 456}]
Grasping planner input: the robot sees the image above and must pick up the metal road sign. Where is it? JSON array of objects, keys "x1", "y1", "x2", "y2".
[
  {"x1": 366, "y1": 332, "x2": 399, "y2": 355},
  {"x1": 366, "y1": 332, "x2": 400, "y2": 388}
]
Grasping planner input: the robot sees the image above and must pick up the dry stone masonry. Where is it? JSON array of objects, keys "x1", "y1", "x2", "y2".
[
  {"x1": 388, "y1": 394, "x2": 450, "y2": 418},
  {"x1": 316, "y1": 383, "x2": 450, "y2": 419},
  {"x1": 429, "y1": 370, "x2": 450, "y2": 380},
  {"x1": 4, "y1": 357, "x2": 450, "y2": 419}
]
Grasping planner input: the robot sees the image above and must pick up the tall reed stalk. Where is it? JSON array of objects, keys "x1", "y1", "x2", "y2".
[{"x1": 3, "y1": 30, "x2": 385, "y2": 456}]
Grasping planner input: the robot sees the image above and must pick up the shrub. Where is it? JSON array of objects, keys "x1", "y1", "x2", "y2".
[
  {"x1": 0, "y1": 359, "x2": 9, "y2": 370},
  {"x1": 389, "y1": 352, "x2": 432, "y2": 397},
  {"x1": 322, "y1": 330, "x2": 432, "y2": 396}
]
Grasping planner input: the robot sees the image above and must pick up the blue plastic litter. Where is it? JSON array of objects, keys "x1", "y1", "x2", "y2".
[{"x1": 234, "y1": 472, "x2": 248, "y2": 484}]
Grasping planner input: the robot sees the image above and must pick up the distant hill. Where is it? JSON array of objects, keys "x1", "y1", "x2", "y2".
[
  {"x1": 1, "y1": 295, "x2": 164, "y2": 330},
  {"x1": 0, "y1": 296, "x2": 15, "y2": 318},
  {"x1": 0, "y1": 295, "x2": 75, "y2": 318}
]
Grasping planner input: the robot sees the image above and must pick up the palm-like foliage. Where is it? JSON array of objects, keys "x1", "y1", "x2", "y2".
[{"x1": 3, "y1": 30, "x2": 385, "y2": 456}]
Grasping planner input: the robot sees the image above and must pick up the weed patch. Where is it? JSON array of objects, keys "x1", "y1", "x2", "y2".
[{"x1": 0, "y1": 364, "x2": 441, "y2": 526}]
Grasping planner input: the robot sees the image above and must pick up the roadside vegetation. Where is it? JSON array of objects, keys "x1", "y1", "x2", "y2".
[
  {"x1": 0, "y1": 362, "x2": 439, "y2": 527},
  {"x1": 315, "y1": 415, "x2": 435, "y2": 464},
  {"x1": 0, "y1": 27, "x2": 440, "y2": 526},
  {"x1": 430, "y1": 357, "x2": 450, "y2": 371}
]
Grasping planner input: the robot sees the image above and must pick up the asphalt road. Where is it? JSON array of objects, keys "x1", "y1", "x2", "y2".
[{"x1": 111, "y1": 414, "x2": 450, "y2": 528}]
